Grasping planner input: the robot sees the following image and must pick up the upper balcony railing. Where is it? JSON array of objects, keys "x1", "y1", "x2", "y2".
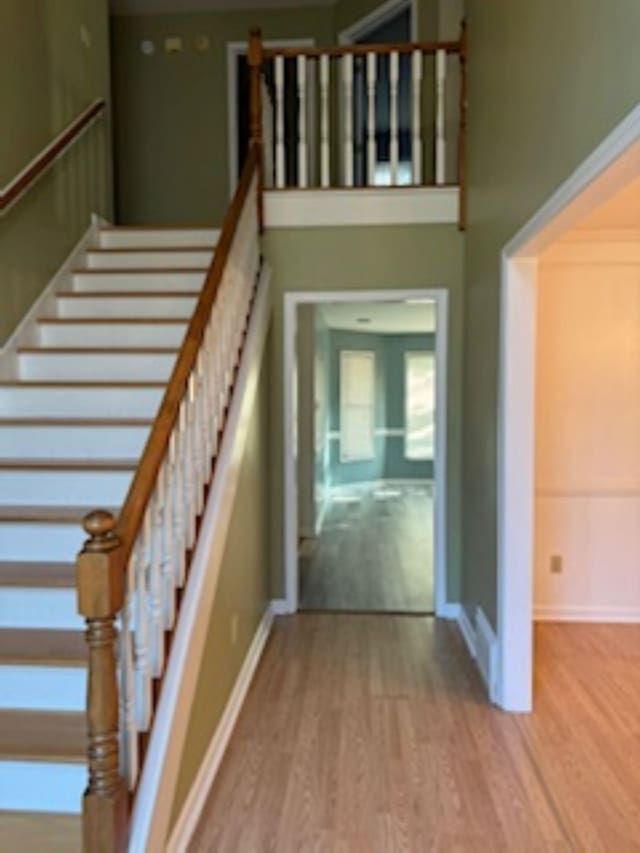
[{"x1": 247, "y1": 23, "x2": 468, "y2": 228}]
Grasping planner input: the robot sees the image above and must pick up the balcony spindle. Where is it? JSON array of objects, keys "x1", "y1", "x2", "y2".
[
  {"x1": 389, "y1": 51, "x2": 400, "y2": 185},
  {"x1": 412, "y1": 50, "x2": 423, "y2": 184},
  {"x1": 343, "y1": 54, "x2": 354, "y2": 186},
  {"x1": 435, "y1": 48, "x2": 447, "y2": 185},
  {"x1": 320, "y1": 54, "x2": 330, "y2": 187},
  {"x1": 367, "y1": 53, "x2": 377, "y2": 185},
  {"x1": 297, "y1": 55, "x2": 308, "y2": 187},
  {"x1": 275, "y1": 56, "x2": 285, "y2": 187}
]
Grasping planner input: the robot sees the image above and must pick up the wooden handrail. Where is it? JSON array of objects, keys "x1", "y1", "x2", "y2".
[
  {"x1": 113, "y1": 144, "x2": 260, "y2": 564},
  {"x1": 262, "y1": 39, "x2": 461, "y2": 60},
  {"x1": 0, "y1": 99, "x2": 106, "y2": 214}
]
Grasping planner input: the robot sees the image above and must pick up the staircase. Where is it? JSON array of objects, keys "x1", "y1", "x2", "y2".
[{"x1": 0, "y1": 225, "x2": 219, "y2": 849}]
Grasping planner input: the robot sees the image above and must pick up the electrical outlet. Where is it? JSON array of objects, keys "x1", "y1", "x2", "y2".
[
  {"x1": 230, "y1": 612, "x2": 239, "y2": 645},
  {"x1": 550, "y1": 555, "x2": 563, "y2": 574}
]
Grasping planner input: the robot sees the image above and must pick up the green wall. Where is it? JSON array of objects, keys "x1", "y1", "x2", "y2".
[
  {"x1": 0, "y1": 0, "x2": 112, "y2": 346},
  {"x1": 264, "y1": 223, "x2": 465, "y2": 603},
  {"x1": 462, "y1": 0, "x2": 640, "y2": 626},
  {"x1": 171, "y1": 341, "x2": 272, "y2": 826},
  {"x1": 111, "y1": 7, "x2": 335, "y2": 225}
]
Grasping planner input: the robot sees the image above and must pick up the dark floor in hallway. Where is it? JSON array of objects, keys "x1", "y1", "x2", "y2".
[
  {"x1": 299, "y1": 482, "x2": 434, "y2": 613},
  {"x1": 189, "y1": 616, "x2": 640, "y2": 852}
]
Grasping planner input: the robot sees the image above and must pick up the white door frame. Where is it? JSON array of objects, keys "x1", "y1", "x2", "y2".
[
  {"x1": 283, "y1": 288, "x2": 449, "y2": 615},
  {"x1": 498, "y1": 103, "x2": 640, "y2": 712},
  {"x1": 227, "y1": 38, "x2": 315, "y2": 199},
  {"x1": 338, "y1": 0, "x2": 419, "y2": 45}
]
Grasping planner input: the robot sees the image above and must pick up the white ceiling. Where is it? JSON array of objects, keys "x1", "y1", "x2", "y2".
[
  {"x1": 318, "y1": 301, "x2": 436, "y2": 335},
  {"x1": 111, "y1": 0, "x2": 335, "y2": 14}
]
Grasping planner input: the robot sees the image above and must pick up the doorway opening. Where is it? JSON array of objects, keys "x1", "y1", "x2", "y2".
[
  {"x1": 498, "y1": 105, "x2": 640, "y2": 711},
  {"x1": 284, "y1": 290, "x2": 448, "y2": 616}
]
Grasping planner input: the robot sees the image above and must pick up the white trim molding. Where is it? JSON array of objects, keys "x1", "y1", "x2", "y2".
[
  {"x1": 457, "y1": 606, "x2": 476, "y2": 659},
  {"x1": 265, "y1": 187, "x2": 459, "y2": 228},
  {"x1": 498, "y1": 103, "x2": 640, "y2": 713},
  {"x1": 129, "y1": 265, "x2": 272, "y2": 852},
  {"x1": 283, "y1": 289, "x2": 449, "y2": 617},
  {"x1": 338, "y1": 0, "x2": 418, "y2": 45},
  {"x1": 456, "y1": 606, "x2": 498, "y2": 702},
  {"x1": 166, "y1": 603, "x2": 276, "y2": 853},
  {"x1": 534, "y1": 606, "x2": 640, "y2": 623}
]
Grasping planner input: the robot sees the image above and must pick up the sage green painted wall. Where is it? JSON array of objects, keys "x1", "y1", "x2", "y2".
[
  {"x1": 462, "y1": 0, "x2": 640, "y2": 627},
  {"x1": 0, "y1": 0, "x2": 112, "y2": 345},
  {"x1": 263, "y1": 223, "x2": 464, "y2": 603},
  {"x1": 111, "y1": 8, "x2": 335, "y2": 225},
  {"x1": 170, "y1": 341, "x2": 272, "y2": 826}
]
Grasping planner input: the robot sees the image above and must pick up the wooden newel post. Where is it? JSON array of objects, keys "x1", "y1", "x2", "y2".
[
  {"x1": 77, "y1": 510, "x2": 129, "y2": 853},
  {"x1": 248, "y1": 26, "x2": 265, "y2": 231},
  {"x1": 458, "y1": 19, "x2": 468, "y2": 232}
]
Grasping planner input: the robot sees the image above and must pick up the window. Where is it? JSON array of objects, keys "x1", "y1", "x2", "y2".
[
  {"x1": 405, "y1": 351, "x2": 435, "y2": 460},
  {"x1": 340, "y1": 351, "x2": 375, "y2": 462}
]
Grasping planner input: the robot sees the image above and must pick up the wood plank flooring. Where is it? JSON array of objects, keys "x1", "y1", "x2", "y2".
[
  {"x1": 189, "y1": 617, "x2": 640, "y2": 852},
  {"x1": 300, "y1": 483, "x2": 434, "y2": 613}
]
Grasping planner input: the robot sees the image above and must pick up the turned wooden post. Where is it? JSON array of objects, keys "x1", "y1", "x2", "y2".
[
  {"x1": 77, "y1": 510, "x2": 129, "y2": 853},
  {"x1": 458, "y1": 19, "x2": 468, "y2": 231},
  {"x1": 248, "y1": 27, "x2": 265, "y2": 231}
]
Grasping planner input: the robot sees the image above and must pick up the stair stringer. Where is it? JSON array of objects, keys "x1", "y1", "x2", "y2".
[{"x1": 129, "y1": 264, "x2": 272, "y2": 852}]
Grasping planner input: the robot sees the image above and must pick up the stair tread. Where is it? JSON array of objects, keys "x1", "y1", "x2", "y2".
[
  {"x1": 0, "y1": 812, "x2": 81, "y2": 852},
  {"x1": 88, "y1": 246, "x2": 214, "y2": 253},
  {"x1": 0, "y1": 380, "x2": 165, "y2": 387},
  {"x1": 0, "y1": 710, "x2": 85, "y2": 763},
  {"x1": 56, "y1": 289, "x2": 200, "y2": 298},
  {"x1": 18, "y1": 347, "x2": 179, "y2": 354},
  {"x1": 0, "y1": 418, "x2": 153, "y2": 426},
  {"x1": 0, "y1": 459, "x2": 137, "y2": 470},
  {"x1": 0, "y1": 629, "x2": 85, "y2": 663},
  {"x1": 72, "y1": 266, "x2": 209, "y2": 274},
  {"x1": 0, "y1": 562, "x2": 75, "y2": 588},
  {"x1": 0, "y1": 505, "x2": 118, "y2": 524},
  {"x1": 38, "y1": 317, "x2": 188, "y2": 325}
]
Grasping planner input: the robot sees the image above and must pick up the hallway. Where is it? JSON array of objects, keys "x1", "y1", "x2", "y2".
[
  {"x1": 188, "y1": 616, "x2": 640, "y2": 851},
  {"x1": 300, "y1": 483, "x2": 434, "y2": 613}
]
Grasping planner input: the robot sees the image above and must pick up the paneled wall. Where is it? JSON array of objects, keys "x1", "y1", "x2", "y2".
[{"x1": 534, "y1": 247, "x2": 640, "y2": 619}]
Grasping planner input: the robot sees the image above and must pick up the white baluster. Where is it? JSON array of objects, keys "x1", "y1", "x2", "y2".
[
  {"x1": 148, "y1": 490, "x2": 164, "y2": 678},
  {"x1": 389, "y1": 50, "x2": 399, "y2": 185},
  {"x1": 170, "y1": 429, "x2": 186, "y2": 588},
  {"x1": 366, "y1": 52, "x2": 377, "y2": 186},
  {"x1": 297, "y1": 55, "x2": 308, "y2": 187},
  {"x1": 412, "y1": 50, "x2": 423, "y2": 185},
  {"x1": 119, "y1": 590, "x2": 138, "y2": 788},
  {"x1": 320, "y1": 54, "x2": 330, "y2": 187},
  {"x1": 160, "y1": 456, "x2": 176, "y2": 630},
  {"x1": 435, "y1": 48, "x2": 447, "y2": 186},
  {"x1": 275, "y1": 55, "x2": 285, "y2": 188},
  {"x1": 343, "y1": 54, "x2": 354, "y2": 187},
  {"x1": 186, "y1": 377, "x2": 197, "y2": 549},
  {"x1": 133, "y1": 532, "x2": 152, "y2": 731}
]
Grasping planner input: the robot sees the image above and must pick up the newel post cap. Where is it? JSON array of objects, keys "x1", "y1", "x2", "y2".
[{"x1": 76, "y1": 510, "x2": 125, "y2": 619}]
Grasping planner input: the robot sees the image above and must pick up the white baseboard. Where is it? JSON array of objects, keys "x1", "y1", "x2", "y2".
[
  {"x1": 457, "y1": 605, "x2": 477, "y2": 659},
  {"x1": 166, "y1": 602, "x2": 276, "y2": 853},
  {"x1": 535, "y1": 605, "x2": 640, "y2": 623},
  {"x1": 437, "y1": 601, "x2": 461, "y2": 621},
  {"x1": 270, "y1": 598, "x2": 291, "y2": 616},
  {"x1": 475, "y1": 607, "x2": 498, "y2": 702}
]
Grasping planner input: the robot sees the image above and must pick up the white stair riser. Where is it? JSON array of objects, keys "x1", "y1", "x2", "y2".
[
  {"x1": 72, "y1": 270, "x2": 207, "y2": 292},
  {"x1": 18, "y1": 352, "x2": 177, "y2": 382},
  {"x1": 0, "y1": 387, "x2": 163, "y2": 418},
  {"x1": 0, "y1": 425, "x2": 150, "y2": 459},
  {"x1": 0, "y1": 522, "x2": 84, "y2": 562},
  {"x1": 0, "y1": 761, "x2": 84, "y2": 814},
  {"x1": 0, "y1": 665, "x2": 86, "y2": 711},
  {"x1": 56, "y1": 294, "x2": 197, "y2": 319},
  {"x1": 85, "y1": 250, "x2": 213, "y2": 269},
  {"x1": 39, "y1": 322, "x2": 187, "y2": 348},
  {"x1": 0, "y1": 588, "x2": 81, "y2": 630},
  {"x1": 0, "y1": 469, "x2": 133, "y2": 507},
  {"x1": 98, "y1": 227, "x2": 219, "y2": 249}
]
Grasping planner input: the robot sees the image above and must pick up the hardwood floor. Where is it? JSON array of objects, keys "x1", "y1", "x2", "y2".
[
  {"x1": 300, "y1": 482, "x2": 434, "y2": 613},
  {"x1": 189, "y1": 617, "x2": 640, "y2": 852}
]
